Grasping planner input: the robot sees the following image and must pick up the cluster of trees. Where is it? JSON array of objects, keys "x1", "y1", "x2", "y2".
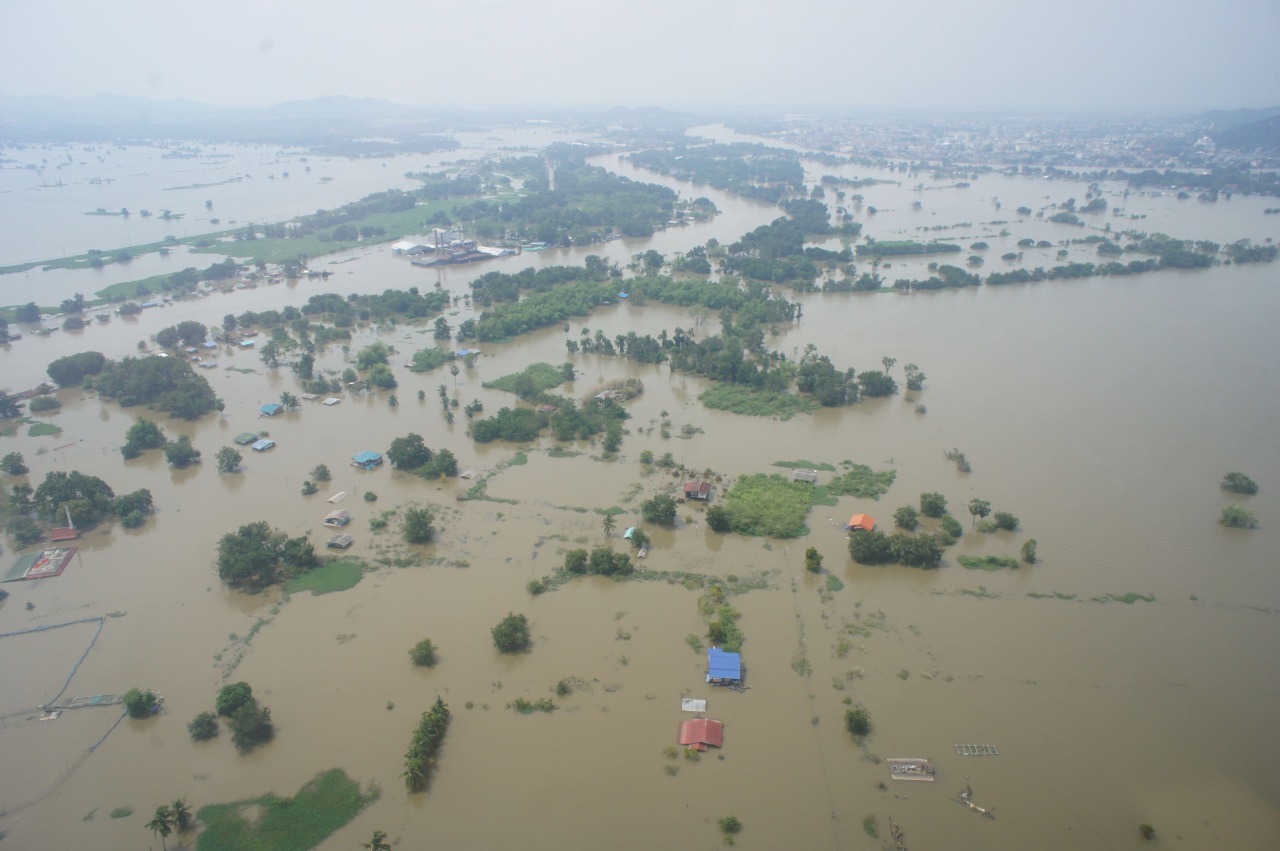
[
  {"x1": 640, "y1": 494, "x2": 678, "y2": 526},
  {"x1": 144, "y1": 799, "x2": 193, "y2": 849},
  {"x1": 848, "y1": 529, "x2": 945, "y2": 568},
  {"x1": 4, "y1": 470, "x2": 154, "y2": 544},
  {"x1": 892, "y1": 264, "x2": 981, "y2": 291},
  {"x1": 386, "y1": 433, "x2": 458, "y2": 479},
  {"x1": 403, "y1": 697, "x2": 451, "y2": 792},
  {"x1": 450, "y1": 147, "x2": 677, "y2": 245},
  {"x1": 857, "y1": 240, "x2": 962, "y2": 258},
  {"x1": 155, "y1": 321, "x2": 208, "y2": 350},
  {"x1": 719, "y1": 199, "x2": 859, "y2": 291},
  {"x1": 492, "y1": 612, "x2": 531, "y2": 653},
  {"x1": 78, "y1": 354, "x2": 222, "y2": 419},
  {"x1": 46, "y1": 351, "x2": 106, "y2": 386},
  {"x1": 563, "y1": 546, "x2": 635, "y2": 577},
  {"x1": 628, "y1": 143, "x2": 806, "y2": 204},
  {"x1": 215, "y1": 521, "x2": 318, "y2": 587},
  {"x1": 216, "y1": 682, "x2": 275, "y2": 751},
  {"x1": 1221, "y1": 472, "x2": 1258, "y2": 495}
]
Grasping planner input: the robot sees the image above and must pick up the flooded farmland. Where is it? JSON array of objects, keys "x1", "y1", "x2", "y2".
[{"x1": 1, "y1": 127, "x2": 1278, "y2": 850}]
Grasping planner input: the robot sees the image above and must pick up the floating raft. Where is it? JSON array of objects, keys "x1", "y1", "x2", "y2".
[
  {"x1": 47, "y1": 693, "x2": 123, "y2": 711},
  {"x1": 955, "y1": 744, "x2": 999, "y2": 756},
  {"x1": 888, "y1": 758, "x2": 935, "y2": 781}
]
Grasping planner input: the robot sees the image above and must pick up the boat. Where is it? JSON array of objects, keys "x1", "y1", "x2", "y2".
[{"x1": 954, "y1": 785, "x2": 996, "y2": 819}]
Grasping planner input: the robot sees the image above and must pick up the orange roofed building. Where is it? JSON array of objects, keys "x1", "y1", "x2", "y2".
[{"x1": 847, "y1": 514, "x2": 877, "y2": 532}]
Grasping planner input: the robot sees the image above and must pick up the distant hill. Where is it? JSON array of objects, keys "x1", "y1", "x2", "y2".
[
  {"x1": 1197, "y1": 105, "x2": 1280, "y2": 132},
  {"x1": 1214, "y1": 114, "x2": 1280, "y2": 152},
  {"x1": 266, "y1": 96, "x2": 419, "y2": 120}
]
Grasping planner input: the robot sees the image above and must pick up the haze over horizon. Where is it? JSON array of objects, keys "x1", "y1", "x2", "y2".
[{"x1": 3, "y1": 0, "x2": 1279, "y2": 117}]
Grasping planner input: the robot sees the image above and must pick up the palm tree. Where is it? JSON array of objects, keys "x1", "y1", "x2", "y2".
[
  {"x1": 450, "y1": 363, "x2": 460, "y2": 386},
  {"x1": 362, "y1": 829, "x2": 392, "y2": 851},
  {"x1": 602, "y1": 514, "x2": 616, "y2": 538},
  {"x1": 170, "y1": 798, "x2": 192, "y2": 832},
  {"x1": 146, "y1": 805, "x2": 173, "y2": 850}
]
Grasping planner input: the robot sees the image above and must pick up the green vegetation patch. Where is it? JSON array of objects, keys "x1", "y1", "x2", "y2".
[
  {"x1": 958, "y1": 555, "x2": 1021, "y2": 571},
  {"x1": 109, "y1": 807, "x2": 133, "y2": 819},
  {"x1": 699, "y1": 384, "x2": 819, "y2": 419},
  {"x1": 771, "y1": 459, "x2": 836, "y2": 471},
  {"x1": 810, "y1": 463, "x2": 896, "y2": 504},
  {"x1": 483, "y1": 362, "x2": 569, "y2": 395},
  {"x1": 1104, "y1": 592, "x2": 1155, "y2": 605},
  {"x1": 721, "y1": 473, "x2": 814, "y2": 538},
  {"x1": 28, "y1": 422, "x2": 62, "y2": 437},
  {"x1": 195, "y1": 768, "x2": 376, "y2": 851},
  {"x1": 283, "y1": 560, "x2": 364, "y2": 595},
  {"x1": 1027, "y1": 591, "x2": 1077, "y2": 601}
]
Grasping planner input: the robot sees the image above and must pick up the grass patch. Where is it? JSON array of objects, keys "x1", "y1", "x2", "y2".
[
  {"x1": 547, "y1": 447, "x2": 581, "y2": 458},
  {"x1": 956, "y1": 586, "x2": 1001, "y2": 599},
  {"x1": 958, "y1": 555, "x2": 1020, "y2": 571},
  {"x1": 1105, "y1": 592, "x2": 1155, "y2": 604},
  {"x1": 195, "y1": 767, "x2": 376, "y2": 851},
  {"x1": 825, "y1": 574, "x2": 844, "y2": 592},
  {"x1": 459, "y1": 476, "x2": 519, "y2": 504},
  {"x1": 109, "y1": 807, "x2": 133, "y2": 819},
  {"x1": 483, "y1": 362, "x2": 569, "y2": 395},
  {"x1": 283, "y1": 560, "x2": 364, "y2": 595},
  {"x1": 505, "y1": 452, "x2": 529, "y2": 467},
  {"x1": 862, "y1": 814, "x2": 879, "y2": 838},
  {"x1": 28, "y1": 423, "x2": 62, "y2": 437},
  {"x1": 721, "y1": 473, "x2": 814, "y2": 537},
  {"x1": 810, "y1": 462, "x2": 896, "y2": 504},
  {"x1": 1028, "y1": 591, "x2": 1077, "y2": 600},
  {"x1": 771, "y1": 459, "x2": 836, "y2": 471},
  {"x1": 511, "y1": 697, "x2": 557, "y2": 714},
  {"x1": 699, "y1": 384, "x2": 819, "y2": 419}
]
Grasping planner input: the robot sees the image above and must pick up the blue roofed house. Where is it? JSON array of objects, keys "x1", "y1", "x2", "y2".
[
  {"x1": 260, "y1": 403, "x2": 284, "y2": 417},
  {"x1": 707, "y1": 647, "x2": 743, "y2": 687},
  {"x1": 352, "y1": 451, "x2": 383, "y2": 470}
]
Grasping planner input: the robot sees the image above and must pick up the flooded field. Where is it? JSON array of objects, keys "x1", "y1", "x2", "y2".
[{"x1": 1, "y1": 128, "x2": 1278, "y2": 850}]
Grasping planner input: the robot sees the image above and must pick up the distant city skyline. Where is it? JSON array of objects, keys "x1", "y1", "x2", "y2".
[{"x1": 3, "y1": 0, "x2": 1279, "y2": 115}]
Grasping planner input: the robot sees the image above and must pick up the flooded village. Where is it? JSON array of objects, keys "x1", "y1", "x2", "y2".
[{"x1": 1, "y1": 112, "x2": 1279, "y2": 851}]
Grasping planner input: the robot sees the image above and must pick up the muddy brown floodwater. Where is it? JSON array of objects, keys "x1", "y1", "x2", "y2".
[{"x1": 1, "y1": 130, "x2": 1278, "y2": 850}]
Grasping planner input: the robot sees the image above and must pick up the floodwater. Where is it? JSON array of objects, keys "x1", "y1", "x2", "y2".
[{"x1": 1, "y1": 125, "x2": 1279, "y2": 850}]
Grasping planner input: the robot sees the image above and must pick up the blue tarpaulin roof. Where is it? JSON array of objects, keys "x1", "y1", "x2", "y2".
[
  {"x1": 707, "y1": 647, "x2": 742, "y2": 681},
  {"x1": 353, "y1": 451, "x2": 382, "y2": 463}
]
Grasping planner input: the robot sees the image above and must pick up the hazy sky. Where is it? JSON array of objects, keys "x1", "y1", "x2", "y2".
[{"x1": 3, "y1": 0, "x2": 1279, "y2": 114}]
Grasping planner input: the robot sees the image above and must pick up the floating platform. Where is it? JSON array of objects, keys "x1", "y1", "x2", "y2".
[
  {"x1": 46, "y1": 693, "x2": 123, "y2": 711},
  {"x1": 955, "y1": 744, "x2": 999, "y2": 756},
  {"x1": 888, "y1": 758, "x2": 935, "y2": 781},
  {"x1": 681, "y1": 698, "x2": 707, "y2": 713}
]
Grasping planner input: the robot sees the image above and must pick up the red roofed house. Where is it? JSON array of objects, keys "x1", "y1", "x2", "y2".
[
  {"x1": 847, "y1": 514, "x2": 877, "y2": 532},
  {"x1": 684, "y1": 481, "x2": 712, "y2": 501},
  {"x1": 678, "y1": 718, "x2": 724, "y2": 751}
]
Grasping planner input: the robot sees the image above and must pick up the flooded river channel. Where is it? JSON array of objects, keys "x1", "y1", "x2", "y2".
[{"x1": 1, "y1": 126, "x2": 1278, "y2": 850}]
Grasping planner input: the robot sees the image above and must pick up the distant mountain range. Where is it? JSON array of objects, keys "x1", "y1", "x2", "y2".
[{"x1": 1197, "y1": 105, "x2": 1280, "y2": 152}]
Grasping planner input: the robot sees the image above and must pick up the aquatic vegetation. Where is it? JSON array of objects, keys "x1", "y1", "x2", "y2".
[
  {"x1": 771, "y1": 459, "x2": 836, "y2": 471},
  {"x1": 699, "y1": 384, "x2": 819, "y2": 419},
  {"x1": 1102, "y1": 593, "x2": 1155, "y2": 605},
  {"x1": 511, "y1": 697, "x2": 557, "y2": 714},
  {"x1": 958, "y1": 555, "x2": 1020, "y2": 571},
  {"x1": 720, "y1": 473, "x2": 814, "y2": 537},
  {"x1": 283, "y1": 560, "x2": 363, "y2": 595},
  {"x1": 812, "y1": 463, "x2": 897, "y2": 503},
  {"x1": 197, "y1": 768, "x2": 376, "y2": 850}
]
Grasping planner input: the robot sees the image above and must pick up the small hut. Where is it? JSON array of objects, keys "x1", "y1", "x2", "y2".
[
  {"x1": 678, "y1": 718, "x2": 725, "y2": 751},
  {"x1": 352, "y1": 451, "x2": 383, "y2": 470},
  {"x1": 260, "y1": 403, "x2": 284, "y2": 417},
  {"x1": 323, "y1": 510, "x2": 351, "y2": 528},
  {"x1": 684, "y1": 481, "x2": 712, "y2": 501},
  {"x1": 707, "y1": 647, "x2": 743, "y2": 687},
  {"x1": 847, "y1": 513, "x2": 877, "y2": 532}
]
